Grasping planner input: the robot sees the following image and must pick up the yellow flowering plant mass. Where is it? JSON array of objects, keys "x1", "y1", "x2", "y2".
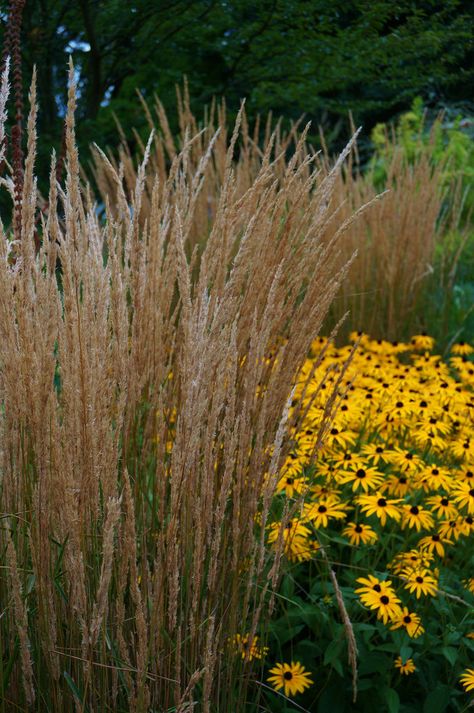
[{"x1": 263, "y1": 335, "x2": 474, "y2": 711}]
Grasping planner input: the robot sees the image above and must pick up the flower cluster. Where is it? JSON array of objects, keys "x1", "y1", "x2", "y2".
[{"x1": 264, "y1": 333, "x2": 474, "y2": 695}]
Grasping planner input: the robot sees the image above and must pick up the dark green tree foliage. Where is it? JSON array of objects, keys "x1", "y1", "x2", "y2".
[{"x1": 1, "y1": 0, "x2": 473, "y2": 171}]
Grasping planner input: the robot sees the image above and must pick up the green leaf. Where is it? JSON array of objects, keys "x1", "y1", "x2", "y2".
[
  {"x1": 399, "y1": 644, "x2": 413, "y2": 663},
  {"x1": 382, "y1": 687, "x2": 400, "y2": 713},
  {"x1": 423, "y1": 685, "x2": 452, "y2": 713},
  {"x1": 63, "y1": 672, "x2": 89, "y2": 712},
  {"x1": 441, "y1": 646, "x2": 458, "y2": 666},
  {"x1": 324, "y1": 638, "x2": 344, "y2": 676},
  {"x1": 359, "y1": 652, "x2": 390, "y2": 676}
]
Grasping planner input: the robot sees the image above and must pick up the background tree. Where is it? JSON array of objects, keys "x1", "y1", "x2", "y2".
[{"x1": 1, "y1": 0, "x2": 473, "y2": 178}]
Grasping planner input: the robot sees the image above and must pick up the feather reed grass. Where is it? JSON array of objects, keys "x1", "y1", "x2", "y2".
[
  {"x1": 95, "y1": 86, "x2": 457, "y2": 343},
  {"x1": 0, "y1": 63, "x2": 361, "y2": 711}
]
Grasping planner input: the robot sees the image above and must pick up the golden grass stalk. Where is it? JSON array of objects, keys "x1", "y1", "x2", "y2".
[{"x1": 0, "y1": 63, "x2": 360, "y2": 711}]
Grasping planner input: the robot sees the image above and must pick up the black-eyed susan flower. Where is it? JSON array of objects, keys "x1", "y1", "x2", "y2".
[
  {"x1": 355, "y1": 574, "x2": 392, "y2": 599},
  {"x1": 394, "y1": 656, "x2": 416, "y2": 674},
  {"x1": 460, "y1": 668, "x2": 474, "y2": 692},
  {"x1": 390, "y1": 607, "x2": 424, "y2": 638},
  {"x1": 464, "y1": 578, "x2": 474, "y2": 594},
  {"x1": 267, "y1": 661, "x2": 313, "y2": 697},
  {"x1": 276, "y1": 473, "x2": 308, "y2": 498},
  {"x1": 381, "y1": 472, "x2": 414, "y2": 497},
  {"x1": 451, "y1": 438, "x2": 474, "y2": 461},
  {"x1": 303, "y1": 496, "x2": 347, "y2": 529},
  {"x1": 456, "y1": 467, "x2": 474, "y2": 485},
  {"x1": 361, "y1": 442, "x2": 391, "y2": 465},
  {"x1": 425, "y1": 494, "x2": 458, "y2": 519},
  {"x1": 356, "y1": 493, "x2": 402, "y2": 526},
  {"x1": 402, "y1": 568, "x2": 438, "y2": 598},
  {"x1": 463, "y1": 514, "x2": 474, "y2": 533},
  {"x1": 388, "y1": 549, "x2": 434, "y2": 575},
  {"x1": 325, "y1": 425, "x2": 356, "y2": 450},
  {"x1": 337, "y1": 465, "x2": 385, "y2": 492},
  {"x1": 401, "y1": 504, "x2": 435, "y2": 532},
  {"x1": 232, "y1": 634, "x2": 269, "y2": 661},
  {"x1": 385, "y1": 448, "x2": 423, "y2": 472},
  {"x1": 418, "y1": 533, "x2": 452, "y2": 557},
  {"x1": 342, "y1": 521, "x2": 378, "y2": 546},
  {"x1": 452, "y1": 482, "x2": 474, "y2": 514},
  {"x1": 439, "y1": 513, "x2": 469, "y2": 539},
  {"x1": 410, "y1": 333, "x2": 435, "y2": 350},
  {"x1": 267, "y1": 519, "x2": 313, "y2": 561},
  {"x1": 362, "y1": 587, "x2": 402, "y2": 624},
  {"x1": 417, "y1": 464, "x2": 453, "y2": 492},
  {"x1": 452, "y1": 342, "x2": 474, "y2": 356}
]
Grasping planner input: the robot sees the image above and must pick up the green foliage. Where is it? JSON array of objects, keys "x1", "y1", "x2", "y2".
[
  {"x1": 370, "y1": 97, "x2": 474, "y2": 214},
  {"x1": 2, "y1": 0, "x2": 474, "y2": 181}
]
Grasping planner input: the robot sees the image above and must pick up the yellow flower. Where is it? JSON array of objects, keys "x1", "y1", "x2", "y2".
[
  {"x1": 418, "y1": 533, "x2": 452, "y2": 557},
  {"x1": 267, "y1": 519, "x2": 313, "y2": 562},
  {"x1": 464, "y1": 578, "x2": 474, "y2": 594},
  {"x1": 267, "y1": 661, "x2": 313, "y2": 697},
  {"x1": 402, "y1": 568, "x2": 438, "y2": 598},
  {"x1": 451, "y1": 342, "x2": 474, "y2": 356},
  {"x1": 401, "y1": 504, "x2": 435, "y2": 532},
  {"x1": 337, "y1": 465, "x2": 385, "y2": 492},
  {"x1": 361, "y1": 442, "x2": 391, "y2": 465},
  {"x1": 452, "y1": 482, "x2": 474, "y2": 514},
  {"x1": 425, "y1": 494, "x2": 458, "y2": 520},
  {"x1": 356, "y1": 493, "x2": 402, "y2": 526},
  {"x1": 451, "y1": 438, "x2": 474, "y2": 461},
  {"x1": 394, "y1": 656, "x2": 416, "y2": 675},
  {"x1": 390, "y1": 607, "x2": 424, "y2": 638},
  {"x1": 385, "y1": 448, "x2": 423, "y2": 472},
  {"x1": 232, "y1": 634, "x2": 268, "y2": 661},
  {"x1": 438, "y1": 517, "x2": 467, "y2": 541},
  {"x1": 276, "y1": 473, "x2": 308, "y2": 498},
  {"x1": 388, "y1": 549, "x2": 434, "y2": 575},
  {"x1": 460, "y1": 668, "x2": 474, "y2": 692},
  {"x1": 342, "y1": 521, "x2": 378, "y2": 546},
  {"x1": 410, "y1": 333, "x2": 435, "y2": 350},
  {"x1": 417, "y1": 465, "x2": 453, "y2": 492},
  {"x1": 355, "y1": 575, "x2": 402, "y2": 623},
  {"x1": 303, "y1": 496, "x2": 347, "y2": 529}
]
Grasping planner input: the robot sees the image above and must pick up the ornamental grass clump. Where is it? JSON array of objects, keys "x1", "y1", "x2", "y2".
[{"x1": 0, "y1": 60, "x2": 361, "y2": 712}]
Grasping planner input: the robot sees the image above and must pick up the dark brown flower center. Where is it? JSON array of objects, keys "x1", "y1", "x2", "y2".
[
  {"x1": 318, "y1": 505, "x2": 327, "y2": 513},
  {"x1": 416, "y1": 576, "x2": 423, "y2": 584},
  {"x1": 283, "y1": 671, "x2": 293, "y2": 680},
  {"x1": 380, "y1": 595, "x2": 389, "y2": 604},
  {"x1": 377, "y1": 498, "x2": 387, "y2": 507}
]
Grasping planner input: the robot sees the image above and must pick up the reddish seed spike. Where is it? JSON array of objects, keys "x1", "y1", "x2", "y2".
[{"x1": 2, "y1": 0, "x2": 26, "y2": 243}]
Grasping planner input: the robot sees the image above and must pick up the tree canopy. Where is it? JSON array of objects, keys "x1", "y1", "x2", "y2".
[{"x1": 1, "y1": 0, "x2": 474, "y2": 167}]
